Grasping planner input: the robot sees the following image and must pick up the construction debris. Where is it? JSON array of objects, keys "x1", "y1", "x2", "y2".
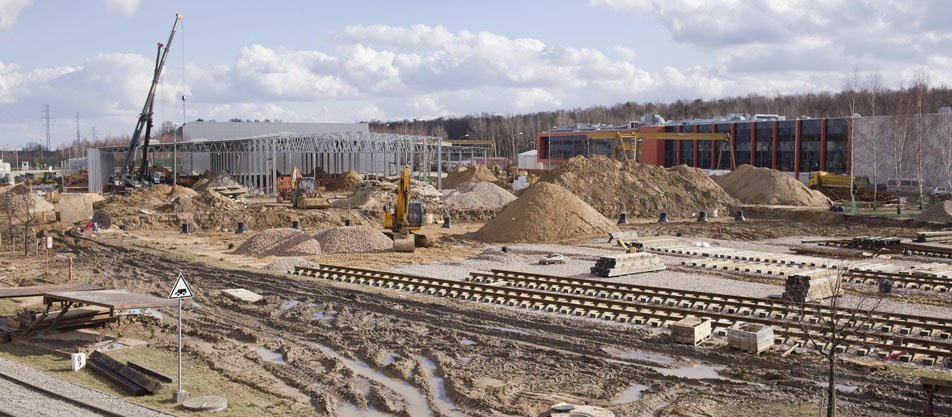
[
  {"x1": 783, "y1": 270, "x2": 842, "y2": 302},
  {"x1": 713, "y1": 164, "x2": 830, "y2": 207},
  {"x1": 540, "y1": 155, "x2": 738, "y2": 218},
  {"x1": 671, "y1": 316, "x2": 712, "y2": 346},
  {"x1": 221, "y1": 288, "x2": 264, "y2": 303},
  {"x1": 728, "y1": 323, "x2": 774, "y2": 354},
  {"x1": 475, "y1": 182, "x2": 618, "y2": 243},
  {"x1": 88, "y1": 351, "x2": 163, "y2": 395},
  {"x1": 590, "y1": 252, "x2": 666, "y2": 277}
]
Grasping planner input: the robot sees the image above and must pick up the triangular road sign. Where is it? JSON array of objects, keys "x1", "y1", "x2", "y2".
[{"x1": 168, "y1": 273, "x2": 195, "y2": 299}]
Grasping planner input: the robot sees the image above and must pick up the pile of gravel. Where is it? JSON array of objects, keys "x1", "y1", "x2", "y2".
[
  {"x1": 314, "y1": 225, "x2": 393, "y2": 253},
  {"x1": 264, "y1": 257, "x2": 318, "y2": 273},
  {"x1": 233, "y1": 228, "x2": 322, "y2": 257},
  {"x1": 444, "y1": 182, "x2": 516, "y2": 210}
]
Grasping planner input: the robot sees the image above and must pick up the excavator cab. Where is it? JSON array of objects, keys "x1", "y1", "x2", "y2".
[{"x1": 384, "y1": 166, "x2": 431, "y2": 252}]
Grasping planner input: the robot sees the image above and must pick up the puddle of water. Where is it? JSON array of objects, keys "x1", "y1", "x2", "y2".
[
  {"x1": 460, "y1": 356, "x2": 473, "y2": 365},
  {"x1": 311, "y1": 310, "x2": 337, "y2": 321},
  {"x1": 460, "y1": 338, "x2": 476, "y2": 346},
  {"x1": 413, "y1": 355, "x2": 469, "y2": 417},
  {"x1": 256, "y1": 347, "x2": 287, "y2": 364},
  {"x1": 815, "y1": 382, "x2": 859, "y2": 393},
  {"x1": 337, "y1": 403, "x2": 396, "y2": 417},
  {"x1": 612, "y1": 383, "x2": 649, "y2": 404},
  {"x1": 615, "y1": 350, "x2": 674, "y2": 366},
  {"x1": 486, "y1": 325, "x2": 529, "y2": 335},
  {"x1": 651, "y1": 364, "x2": 725, "y2": 380},
  {"x1": 281, "y1": 300, "x2": 301, "y2": 310},
  {"x1": 310, "y1": 343, "x2": 436, "y2": 417}
]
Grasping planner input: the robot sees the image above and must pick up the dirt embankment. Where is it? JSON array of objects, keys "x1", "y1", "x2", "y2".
[
  {"x1": 476, "y1": 182, "x2": 617, "y2": 243},
  {"x1": 914, "y1": 201, "x2": 952, "y2": 223},
  {"x1": 713, "y1": 164, "x2": 830, "y2": 207},
  {"x1": 442, "y1": 165, "x2": 501, "y2": 189},
  {"x1": 540, "y1": 155, "x2": 738, "y2": 219}
]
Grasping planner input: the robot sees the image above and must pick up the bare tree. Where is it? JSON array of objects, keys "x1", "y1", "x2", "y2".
[
  {"x1": 892, "y1": 85, "x2": 912, "y2": 214},
  {"x1": 941, "y1": 111, "x2": 952, "y2": 189},
  {"x1": 843, "y1": 73, "x2": 861, "y2": 209},
  {"x1": 863, "y1": 74, "x2": 884, "y2": 209},
  {"x1": 793, "y1": 271, "x2": 883, "y2": 417},
  {"x1": 911, "y1": 72, "x2": 930, "y2": 209}
]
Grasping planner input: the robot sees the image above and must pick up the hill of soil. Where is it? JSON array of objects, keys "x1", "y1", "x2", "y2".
[
  {"x1": 443, "y1": 165, "x2": 501, "y2": 189},
  {"x1": 444, "y1": 182, "x2": 516, "y2": 210},
  {"x1": 233, "y1": 228, "x2": 322, "y2": 257},
  {"x1": 475, "y1": 182, "x2": 617, "y2": 243},
  {"x1": 914, "y1": 201, "x2": 952, "y2": 223},
  {"x1": 326, "y1": 170, "x2": 362, "y2": 192},
  {"x1": 540, "y1": 156, "x2": 738, "y2": 218},
  {"x1": 713, "y1": 164, "x2": 830, "y2": 207}
]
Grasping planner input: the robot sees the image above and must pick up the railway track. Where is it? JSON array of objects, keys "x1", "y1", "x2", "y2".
[
  {"x1": 0, "y1": 367, "x2": 142, "y2": 417},
  {"x1": 293, "y1": 264, "x2": 952, "y2": 366},
  {"x1": 821, "y1": 239, "x2": 952, "y2": 259}
]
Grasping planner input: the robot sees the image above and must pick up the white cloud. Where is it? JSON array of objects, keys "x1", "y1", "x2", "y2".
[
  {"x1": 103, "y1": 0, "x2": 141, "y2": 17},
  {"x1": 0, "y1": 0, "x2": 31, "y2": 30}
]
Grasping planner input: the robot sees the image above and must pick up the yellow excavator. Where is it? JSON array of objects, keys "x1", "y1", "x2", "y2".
[{"x1": 383, "y1": 165, "x2": 431, "y2": 252}]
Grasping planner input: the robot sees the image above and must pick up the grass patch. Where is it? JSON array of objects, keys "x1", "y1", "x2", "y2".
[{"x1": 0, "y1": 343, "x2": 296, "y2": 416}]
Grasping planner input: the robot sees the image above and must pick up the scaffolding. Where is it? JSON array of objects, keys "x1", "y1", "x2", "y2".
[{"x1": 89, "y1": 132, "x2": 490, "y2": 194}]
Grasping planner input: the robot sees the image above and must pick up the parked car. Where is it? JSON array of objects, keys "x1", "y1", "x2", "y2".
[{"x1": 930, "y1": 186, "x2": 950, "y2": 197}]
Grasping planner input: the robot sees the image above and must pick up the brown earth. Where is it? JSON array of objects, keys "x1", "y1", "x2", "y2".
[
  {"x1": 913, "y1": 200, "x2": 952, "y2": 223},
  {"x1": 442, "y1": 165, "x2": 501, "y2": 189},
  {"x1": 540, "y1": 156, "x2": 739, "y2": 219},
  {"x1": 325, "y1": 171, "x2": 362, "y2": 192},
  {"x1": 713, "y1": 164, "x2": 830, "y2": 207},
  {"x1": 476, "y1": 182, "x2": 618, "y2": 243}
]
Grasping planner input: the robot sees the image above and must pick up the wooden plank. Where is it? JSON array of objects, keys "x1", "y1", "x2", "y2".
[
  {"x1": 0, "y1": 283, "x2": 101, "y2": 299},
  {"x1": 43, "y1": 290, "x2": 176, "y2": 311},
  {"x1": 90, "y1": 351, "x2": 162, "y2": 394},
  {"x1": 127, "y1": 361, "x2": 174, "y2": 383}
]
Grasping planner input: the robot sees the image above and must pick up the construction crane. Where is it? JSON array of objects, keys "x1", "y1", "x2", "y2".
[
  {"x1": 586, "y1": 130, "x2": 735, "y2": 169},
  {"x1": 109, "y1": 13, "x2": 183, "y2": 193}
]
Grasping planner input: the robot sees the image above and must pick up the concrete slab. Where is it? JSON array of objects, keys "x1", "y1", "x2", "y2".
[
  {"x1": 221, "y1": 288, "x2": 263, "y2": 303},
  {"x1": 182, "y1": 395, "x2": 228, "y2": 412},
  {"x1": 58, "y1": 194, "x2": 95, "y2": 224}
]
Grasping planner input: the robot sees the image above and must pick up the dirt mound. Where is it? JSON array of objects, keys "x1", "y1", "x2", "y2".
[
  {"x1": 314, "y1": 225, "x2": 392, "y2": 253},
  {"x1": 444, "y1": 182, "x2": 516, "y2": 210},
  {"x1": 193, "y1": 171, "x2": 242, "y2": 193},
  {"x1": 326, "y1": 170, "x2": 362, "y2": 192},
  {"x1": 331, "y1": 180, "x2": 442, "y2": 213},
  {"x1": 233, "y1": 228, "x2": 322, "y2": 257},
  {"x1": 264, "y1": 258, "x2": 318, "y2": 273},
  {"x1": 914, "y1": 201, "x2": 952, "y2": 223},
  {"x1": 475, "y1": 182, "x2": 618, "y2": 243},
  {"x1": 443, "y1": 165, "x2": 500, "y2": 189},
  {"x1": 540, "y1": 156, "x2": 738, "y2": 218},
  {"x1": 713, "y1": 164, "x2": 830, "y2": 207}
]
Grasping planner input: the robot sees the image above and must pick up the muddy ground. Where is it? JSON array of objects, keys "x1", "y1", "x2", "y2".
[{"x1": 0, "y1": 211, "x2": 950, "y2": 416}]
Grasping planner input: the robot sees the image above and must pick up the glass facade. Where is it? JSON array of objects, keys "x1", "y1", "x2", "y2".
[
  {"x1": 734, "y1": 123, "x2": 752, "y2": 167},
  {"x1": 714, "y1": 123, "x2": 732, "y2": 169},
  {"x1": 825, "y1": 119, "x2": 849, "y2": 173},
  {"x1": 548, "y1": 135, "x2": 588, "y2": 160},
  {"x1": 777, "y1": 120, "x2": 796, "y2": 172},
  {"x1": 697, "y1": 124, "x2": 713, "y2": 169},
  {"x1": 755, "y1": 121, "x2": 773, "y2": 168},
  {"x1": 680, "y1": 125, "x2": 696, "y2": 166},
  {"x1": 799, "y1": 120, "x2": 821, "y2": 172}
]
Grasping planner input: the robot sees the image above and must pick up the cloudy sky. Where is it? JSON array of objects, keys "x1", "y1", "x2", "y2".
[{"x1": 0, "y1": 0, "x2": 948, "y2": 148}]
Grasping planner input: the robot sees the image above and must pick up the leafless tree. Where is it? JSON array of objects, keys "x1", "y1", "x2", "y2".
[
  {"x1": 911, "y1": 72, "x2": 930, "y2": 209},
  {"x1": 863, "y1": 74, "x2": 885, "y2": 209},
  {"x1": 793, "y1": 271, "x2": 883, "y2": 417},
  {"x1": 843, "y1": 73, "x2": 861, "y2": 208},
  {"x1": 941, "y1": 111, "x2": 952, "y2": 189},
  {"x1": 891, "y1": 85, "x2": 912, "y2": 214}
]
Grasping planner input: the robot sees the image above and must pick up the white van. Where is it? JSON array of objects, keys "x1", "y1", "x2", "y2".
[{"x1": 886, "y1": 178, "x2": 930, "y2": 194}]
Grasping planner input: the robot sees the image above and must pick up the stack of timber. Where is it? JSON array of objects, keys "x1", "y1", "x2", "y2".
[
  {"x1": 9, "y1": 306, "x2": 113, "y2": 332},
  {"x1": 783, "y1": 269, "x2": 842, "y2": 302},
  {"x1": 87, "y1": 351, "x2": 164, "y2": 396},
  {"x1": 916, "y1": 231, "x2": 952, "y2": 243},
  {"x1": 212, "y1": 185, "x2": 248, "y2": 199},
  {"x1": 591, "y1": 252, "x2": 665, "y2": 277}
]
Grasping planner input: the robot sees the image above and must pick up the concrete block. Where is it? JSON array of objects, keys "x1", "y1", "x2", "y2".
[
  {"x1": 671, "y1": 316, "x2": 712, "y2": 346},
  {"x1": 222, "y1": 288, "x2": 263, "y2": 303},
  {"x1": 57, "y1": 194, "x2": 95, "y2": 224},
  {"x1": 728, "y1": 323, "x2": 774, "y2": 354}
]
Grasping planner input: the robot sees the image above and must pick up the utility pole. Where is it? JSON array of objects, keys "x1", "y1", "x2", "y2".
[{"x1": 41, "y1": 105, "x2": 54, "y2": 151}]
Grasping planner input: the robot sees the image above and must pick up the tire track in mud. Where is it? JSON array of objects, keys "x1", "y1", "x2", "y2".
[{"x1": 59, "y1": 232, "x2": 939, "y2": 416}]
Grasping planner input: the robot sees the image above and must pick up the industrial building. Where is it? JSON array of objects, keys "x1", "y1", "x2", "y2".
[
  {"x1": 536, "y1": 112, "x2": 952, "y2": 188},
  {"x1": 87, "y1": 121, "x2": 493, "y2": 194}
]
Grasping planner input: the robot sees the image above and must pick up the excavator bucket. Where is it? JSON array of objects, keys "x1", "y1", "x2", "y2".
[{"x1": 392, "y1": 234, "x2": 416, "y2": 252}]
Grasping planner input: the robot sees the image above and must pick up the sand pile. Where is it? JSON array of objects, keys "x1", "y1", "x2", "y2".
[
  {"x1": 331, "y1": 180, "x2": 442, "y2": 212},
  {"x1": 444, "y1": 182, "x2": 516, "y2": 210},
  {"x1": 233, "y1": 228, "x2": 322, "y2": 257},
  {"x1": 326, "y1": 170, "x2": 362, "y2": 192},
  {"x1": 540, "y1": 156, "x2": 738, "y2": 218},
  {"x1": 443, "y1": 165, "x2": 500, "y2": 189},
  {"x1": 264, "y1": 258, "x2": 318, "y2": 273},
  {"x1": 713, "y1": 164, "x2": 830, "y2": 207},
  {"x1": 914, "y1": 201, "x2": 952, "y2": 223},
  {"x1": 314, "y1": 225, "x2": 393, "y2": 253},
  {"x1": 475, "y1": 182, "x2": 618, "y2": 243}
]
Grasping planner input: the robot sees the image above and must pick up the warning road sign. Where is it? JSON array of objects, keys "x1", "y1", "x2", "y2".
[{"x1": 168, "y1": 273, "x2": 195, "y2": 299}]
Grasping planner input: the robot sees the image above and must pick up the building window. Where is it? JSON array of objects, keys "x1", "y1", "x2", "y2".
[
  {"x1": 825, "y1": 119, "x2": 849, "y2": 174},
  {"x1": 697, "y1": 124, "x2": 713, "y2": 169},
  {"x1": 777, "y1": 120, "x2": 796, "y2": 172},
  {"x1": 549, "y1": 135, "x2": 588, "y2": 160},
  {"x1": 800, "y1": 119, "x2": 821, "y2": 172},
  {"x1": 755, "y1": 121, "x2": 774, "y2": 168},
  {"x1": 714, "y1": 123, "x2": 732, "y2": 169},
  {"x1": 734, "y1": 123, "x2": 752, "y2": 167}
]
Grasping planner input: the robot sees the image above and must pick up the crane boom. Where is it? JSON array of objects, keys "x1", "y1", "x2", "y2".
[{"x1": 121, "y1": 13, "x2": 183, "y2": 176}]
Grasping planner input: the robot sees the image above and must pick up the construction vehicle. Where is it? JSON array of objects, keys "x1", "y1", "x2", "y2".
[
  {"x1": 808, "y1": 171, "x2": 871, "y2": 200},
  {"x1": 276, "y1": 167, "x2": 329, "y2": 208},
  {"x1": 383, "y1": 165, "x2": 431, "y2": 252},
  {"x1": 617, "y1": 239, "x2": 639, "y2": 253},
  {"x1": 106, "y1": 14, "x2": 183, "y2": 194}
]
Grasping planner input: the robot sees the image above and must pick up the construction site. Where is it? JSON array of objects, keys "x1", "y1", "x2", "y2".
[{"x1": 2, "y1": 9, "x2": 952, "y2": 417}]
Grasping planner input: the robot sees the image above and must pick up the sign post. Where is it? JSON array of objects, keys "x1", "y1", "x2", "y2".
[
  {"x1": 45, "y1": 237, "x2": 52, "y2": 274},
  {"x1": 167, "y1": 273, "x2": 194, "y2": 404}
]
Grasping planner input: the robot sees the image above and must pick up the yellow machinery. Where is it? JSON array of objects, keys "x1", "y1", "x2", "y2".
[
  {"x1": 808, "y1": 171, "x2": 869, "y2": 190},
  {"x1": 587, "y1": 130, "x2": 735, "y2": 169},
  {"x1": 277, "y1": 167, "x2": 329, "y2": 208},
  {"x1": 383, "y1": 165, "x2": 430, "y2": 252},
  {"x1": 616, "y1": 239, "x2": 639, "y2": 253}
]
